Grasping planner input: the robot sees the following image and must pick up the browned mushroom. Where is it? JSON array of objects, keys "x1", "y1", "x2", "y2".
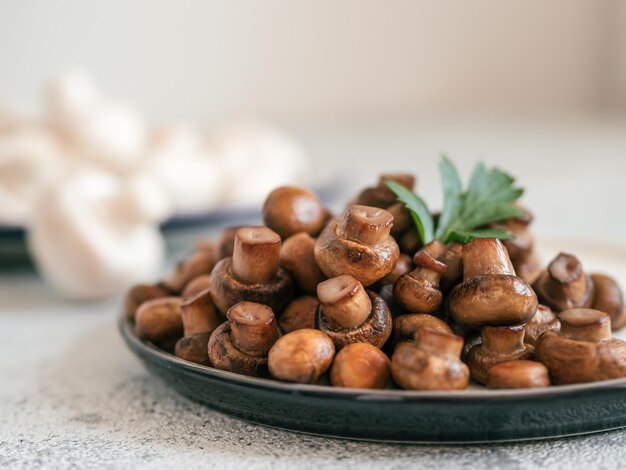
[
  {"x1": 353, "y1": 173, "x2": 416, "y2": 208},
  {"x1": 591, "y1": 273, "x2": 626, "y2": 330},
  {"x1": 207, "y1": 301, "x2": 280, "y2": 377},
  {"x1": 316, "y1": 275, "x2": 392, "y2": 349},
  {"x1": 124, "y1": 283, "x2": 171, "y2": 322},
  {"x1": 394, "y1": 241, "x2": 447, "y2": 314},
  {"x1": 387, "y1": 203, "x2": 413, "y2": 238},
  {"x1": 398, "y1": 229, "x2": 422, "y2": 256},
  {"x1": 279, "y1": 232, "x2": 326, "y2": 294},
  {"x1": 278, "y1": 295, "x2": 319, "y2": 333},
  {"x1": 330, "y1": 342, "x2": 391, "y2": 389},
  {"x1": 524, "y1": 304, "x2": 560, "y2": 346},
  {"x1": 135, "y1": 297, "x2": 183, "y2": 345},
  {"x1": 262, "y1": 186, "x2": 329, "y2": 239},
  {"x1": 214, "y1": 226, "x2": 242, "y2": 260},
  {"x1": 181, "y1": 274, "x2": 212, "y2": 298},
  {"x1": 391, "y1": 328, "x2": 469, "y2": 390},
  {"x1": 180, "y1": 289, "x2": 222, "y2": 337},
  {"x1": 164, "y1": 250, "x2": 216, "y2": 293},
  {"x1": 210, "y1": 226, "x2": 294, "y2": 314},
  {"x1": 448, "y1": 238, "x2": 537, "y2": 327},
  {"x1": 314, "y1": 205, "x2": 400, "y2": 286},
  {"x1": 378, "y1": 253, "x2": 412, "y2": 287},
  {"x1": 467, "y1": 325, "x2": 534, "y2": 384},
  {"x1": 486, "y1": 360, "x2": 550, "y2": 389},
  {"x1": 535, "y1": 308, "x2": 626, "y2": 384},
  {"x1": 174, "y1": 334, "x2": 212, "y2": 365},
  {"x1": 533, "y1": 253, "x2": 595, "y2": 312},
  {"x1": 268, "y1": 329, "x2": 335, "y2": 383},
  {"x1": 392, "y1": 313, "x2": 453, "y2": 344},
  {"x1": 439, "y1": 242, "x2": 463, "y2": 293}
]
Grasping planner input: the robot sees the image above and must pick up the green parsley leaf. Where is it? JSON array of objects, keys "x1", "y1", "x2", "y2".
[
  {"x1": 384, "y1": 179, "x2": 434, "y2": 244},
  {"x1": 446, "y1": 228, "x2": 515, "y2": 244}
]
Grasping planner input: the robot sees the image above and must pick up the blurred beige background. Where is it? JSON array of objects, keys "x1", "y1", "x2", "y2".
[{"x1": 1, "y1": 0, "x2": 625, "y2": 123}]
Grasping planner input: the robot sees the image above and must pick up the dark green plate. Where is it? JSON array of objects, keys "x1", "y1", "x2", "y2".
[{"x1": 119, "y1": 315, "x2": 626, "y2": 443}]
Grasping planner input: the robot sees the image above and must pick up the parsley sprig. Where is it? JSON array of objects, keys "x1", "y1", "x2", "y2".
[{"x1": 385, "y1": 156, "x2": 525, "y2": 244}]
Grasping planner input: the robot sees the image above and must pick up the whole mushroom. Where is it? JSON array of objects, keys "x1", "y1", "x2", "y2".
[
  {"x1": 590, "y1": 273, "x2": 626, "y2": 330},
  {"x1": 535, "y1": 308, "x2": 626, "y2": 384},
  {"x1": 524, "y1": 304, "x2": 560, "y2": 346},
  {"x1": 262, "y1": 186, "x2": 329, "y2": 239},
  {"x1": 135, "y1": 297, "x2": 183, "y2": 347},
  {"x1": 486, "y1": 360, "x2": 550, "y2": 389},
  {"x1": 467, "y1": 325, "x2": 534, "y2": 384},
  {"x1": 330, "y1": 342, "x2": 391, "y2": 389},
  {"x1": 210, "y1": 226, "x2": 294, "y2": 315},
  {"x1": 124, "y1": 283, "x2": 171, "y2": 322},
  {"x1": 316, "y1": 275, "x2": 392, "y2": 350},
  {"x1": 533, "y1": 253, "x2": 595, "y2": 312},
  {"x1": 268, "y1": 329, "x2": 335, "y2": 384},
  {"x1": 208, "y1": 301, "x2": 280, "y2": 377},
  {"x1": 391, "y1": 328, "x2": 469, "y2": 390},
  {"x1": 278, "y1": 295, "x2": 319, "y2": 333},
  {"x1": 314, "y1": 205, "x2": 400, "y2": 287},
  {"x1": 279, "y1": 232, "x2": 326, "y2": 294},
  {"x1": 393, "y1": 241, "x2": 447, "y2": 314},
  {"x1": 392, "y1": 313, "x2": 453, "y2": 344},
  {"x1": 448, "y1": 238, "x2": 537, "y2": 327},
  {"x1": 175, "y1": 289, "x2": 222, "y2": 365},
  {"x1": 352, "y1": 173, "x2": 416, "y2": 208}
]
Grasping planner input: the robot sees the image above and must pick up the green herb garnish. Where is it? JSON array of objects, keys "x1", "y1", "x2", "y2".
[{"x1": 385, "y1": 156, "x2": 525, "y2": 244}]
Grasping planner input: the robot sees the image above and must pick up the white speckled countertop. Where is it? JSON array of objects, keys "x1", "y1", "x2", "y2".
[{"x1": 3, "y1": 120, "x2": 626, "y2": 469}]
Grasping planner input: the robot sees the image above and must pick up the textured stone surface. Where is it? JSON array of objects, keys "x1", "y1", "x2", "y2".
[{"x1": 2, "y1": 273, "x2": 626, "y2": 469}]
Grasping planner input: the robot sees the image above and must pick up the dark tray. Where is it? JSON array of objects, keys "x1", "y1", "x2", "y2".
[{"x1": 119, "y1": 315, "x2": 626, "y2": 443}]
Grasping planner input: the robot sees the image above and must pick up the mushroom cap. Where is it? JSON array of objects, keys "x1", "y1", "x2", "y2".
[
  {"x1": 175, "y1": 332, "x2": 211, "y2": 366},
  {"x1": 448, "y1": 274, "x2": 537, "y2": 327},
  {"x1": 279, "y1": 232, "x2": 326, "y2": 294},
  {"x1": 180, "y1": 288, "x2": 222, "y2": 337},
  {"x1": 135, "y1": 297, "x2": 183, "y2": 344},
  {"x1": 210, "y1": 257, "x2": 294, "y2": 315},
  {"x1": 314, "y1": 218, "x2": 399, "y2": 287},
  {"x1": 487, "y1": 360, "x2": 550, "y2": 389},
  {"x1": 124, "y1": 283, "x2": 171, "y2": 322},
  {"x1": 207, "y1": 322, "x2": 269, "y2": 377},
  {"x1": 214, "y1": 226, "x2": 241, "y2": 260},
  {"x1": 278, "y1": 296, "x2": 319, "y2": 333},
  {"x1": 317, "y1": 290, "x2": 392, "y2": 350},
  {"x1": 591, "y1": 273, "x2": 626, "y2": 330},
  {"x1": 182, "y1": 274, "x2": 212, "y2": 299},
  {"x1": 354, "y1": 173, "x2": 415, "y2": 208},
  {"x1": 524, "y1": 304, "x2": 560, "y2": 346},
  {"x1": 393, "y1": 272, "x2": 443, "y2": 314},
  {"x1": 267, "y1": 329, "x2": 335, "y2": 383},
  {"x1": 391, "y1": 340, "x2": 469, "y2": 391},
  {"x1": 330, "y1": 342, "x2": 391, "y2": 389},
  {"x1": 164, "y1": 250, "x2": 216, "y2": 293},
  {"x1": 262, "y1": 185, "x2": 327, "y2": 239},
  {"x1": 392, "y1": 313, "x2": 453, "y2": 343},
  {"x1": 378, "y1": 253, "x2": 412, "y2": 287}
]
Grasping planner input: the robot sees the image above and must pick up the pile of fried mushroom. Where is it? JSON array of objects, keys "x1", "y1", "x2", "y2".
[{"x1": 125, "y1": 174, "x2": 626, "y2": 390}]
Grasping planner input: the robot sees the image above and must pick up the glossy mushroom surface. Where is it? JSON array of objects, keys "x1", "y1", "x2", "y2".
[
  {"x1": 279, "y1": 232, "x2": 326, "y2": 294},
  {"x1": 124, "y1": 283, "x2": 171, "y2": 322},
  {"x1": 262, "y1": 186, "x2": 328, "y2": 239},
  {"x1": 353, "y1": 173, "x2": 415, "y2": 208},
  {"x1": 314, "y1": 205, "x2": 400, "y2": 286},
  {"x1": 316, "y1": 275, "x2": 392, "y2": 349},
  {"x1": 524, "y1": 304, "x2": 560, "y2": 346},
  {"x1": 591, "y1": 273, "x2": 626, "y2": 330},
  {"x1": 330, "y1": 342, "x2": 391, "y2": 389},
  {"x1": 392, "y1": 313, "x2": 453, "y2": 344},
  {"x1": 135, "y1": 297, "x2": 183, "y2": 345},
  {"x1": 278, "y1": 295, "x2": 319, "y2": 333},
  {"x1": 486, "y1": 360, "x2": 550, "y2": 389}
]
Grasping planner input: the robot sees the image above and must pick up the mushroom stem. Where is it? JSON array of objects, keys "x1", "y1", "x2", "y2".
[
  {"x1": 559, "y1": 309, "x2": 611, "y2": 342},
  {"x1": 481, "y1": 325, "x2": 526, "y2": 354},
  {"x1": 317, "y1": 275, "x2": 372, "y2": 328},
  {"x1": 414, "y1": 328, "x2": 463, "y2": 358},
  {"x1": 232, "y1": 227, "x2": 281, "y2": 284},
  {"x1": 227, "y1": 301, "x2": 279, "y2": 356},
  {"x1": 412, "y1": 240, "x2": 447, "y2": 282},
  {"x1": 338, "y1": 205, "x2": 393, "y2": 246},
  {"x1": 462, "y1": 238, "x2": 515, "y2": 279}
]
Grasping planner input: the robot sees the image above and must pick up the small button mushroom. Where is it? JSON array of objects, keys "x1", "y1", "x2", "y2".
[
  {"x1": 439, "y1": 242, "x2": 463, "y2": 293},
  {"x1": 524, "y1": 304, "x2": 560, "y2": 346},
  {"x1": 387, "y1": 203, "x2": 413, "y2": 238},
  {"x1": 590, "y1": 273, "x2": 626, "y2": 330},
  {"x1": 535, "y1": 308, "x2": 626, "y2": 384},
  {"x1": 533, "y1": 253, "x2": 595, "y2": 312},
  {"x1": 175, "y1": 334, "x2": 211, "y2": 366},
  {"x1": 467, "y1": 325, "x2": 534, "y2": 384},
  {"x1": 448, "y1": 238, "x2": 538, "y2": 327},
  {"x1": 487, "y1": 360, "x2": 550, "y2": 389},
  {"x1": 135, "y1": 297, "x2": 183, "y2": 345},
  {"x1": 392, "y1": 313, "x2": 453, "y2": 344},
  {"x1": 124, "y1": 283, "x2": 171, "y2": 322},
  {"x1": 391, "y1": 328, "x2": 469, "y2": 390},
  {"x1": 181, "y1": 274, "x2": 212, "y2": 298},
  {"x1": 278, "y1": 295, "x2": 319, "y2": 333},
  {"x1": 268, "y1": 329, "x2": 335, "y2": 383},
  {"x1": 314, "y1": 205, "x2": 400, "y2": 287},
  {"x1": 316, "y1": 275, "x2": 392, "y2": 349},
  {"x1": 378, "y1": 253, "x2": 412, "y2": 287},
  {"x1": 262, "y1": 186, "x2": 329, "y2": 239},
  {"x1": 214, "y1": 226, "x2": 242, "y2": 260},
  {"x1": 279, "y1": 232, "x2": 326, "y2": 294},
  {"x1": 164, "y1": 250, "x2": 216, "y2": 293},
  {"x1": 394, "y1": 241, "x2": 447, "y2": 314},
  {"x1": 330, "y1": 342, "x2": 391, "y2": 389},
  {"x1": 353, "y1": 173, "x2": 416, "y2": 208},
  {"x1": 210, "y1": 227, "x2": 294, "y2": 315},
  {"x1": 208, "y1": 301, "x2": 280, "y2": 377},
  {"x1": 180, "y1": 289, "x2": 222, "y2": 337},
  {"x1": 398, "y1": 229, "x2": 422, "y2": 256}
]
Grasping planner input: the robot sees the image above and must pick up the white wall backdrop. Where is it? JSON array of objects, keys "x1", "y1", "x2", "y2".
[{"x1": 1, "y1": 0, "x2": 625, "y2": 124}]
